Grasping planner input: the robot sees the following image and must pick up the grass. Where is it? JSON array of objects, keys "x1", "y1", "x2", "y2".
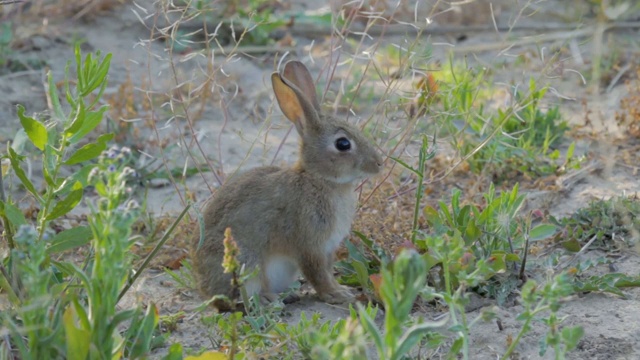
[{"x1": 2, "y1": 0, "x2": 640, "y2": 359}]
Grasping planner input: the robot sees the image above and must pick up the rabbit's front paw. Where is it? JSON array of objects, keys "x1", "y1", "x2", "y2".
[{"x1": 319, "y1": 286, "x2": 356, "y2": 304}]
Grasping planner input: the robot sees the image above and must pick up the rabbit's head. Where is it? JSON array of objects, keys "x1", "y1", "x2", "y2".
[{"x1": 271, "y1": 61, "x2": 382, "y2": 184}]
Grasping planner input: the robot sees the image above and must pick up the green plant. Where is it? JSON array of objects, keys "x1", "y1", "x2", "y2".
[
  {"x1": 423, "y1": 59, "x2": 489, "y2": 140},
  {"x1": 294, "y1": 311, "x2": 368, "y2": 359},
  {"x1": 0, "y1": 22, "x2": 47, "y2": 74},
  {"x1": 551, "y1": 195, "x2": 640, "y2": 250},
  {"x1": 198, "y1": 293, "x2": 304, "y2": 359},
  {"x1": 165, "y1": 258, "x2": 197, "y2": 291},
  {"x1": 502, "y1": 273, "x2": 583, "y2": 360},
  {"x1": 421, "y1": 184, "x2": 556, "y2": 302},
  {"x1": 417, "y1": 183, "x2": 546, "y2": 357},
  {"x1": 358, "y1": 249, "x2": 449, "y2": 360},
  {"x1": 542, "y1": 195, "x2": 640, "y2": 298},
  {"x1": 0, "y1": 45, "x2": 168, "y2": 359},
  {"x1": 461, "y1": 77, "x2": 581, "y2": 181},
  {"x1": 503, "y1": 79, "x2": 568, "y2": 149},
  {"x1": 0, "y1": 22, "x2": 12, "y2": 69},
  {"x1": 419, "y1": 233, "x2": 497, "y2": 359}
]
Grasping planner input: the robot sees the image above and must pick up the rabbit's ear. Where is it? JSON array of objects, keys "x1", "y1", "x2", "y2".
[
  {"x1": 282, "y1": 61, "x2": 321, "y2": 112},
  {"x1": 271, "y1": 72, "x2": 320, "y2": 136}
]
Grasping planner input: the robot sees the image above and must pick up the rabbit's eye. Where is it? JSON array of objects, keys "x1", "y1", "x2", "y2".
[{"x1": 335, "y1": 137, "x2": 351, "y2": 151}]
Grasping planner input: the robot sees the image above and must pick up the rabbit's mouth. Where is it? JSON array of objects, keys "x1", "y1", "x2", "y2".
[{"x1": 330, "y1": 169, "x2": 377, "y2": 184}]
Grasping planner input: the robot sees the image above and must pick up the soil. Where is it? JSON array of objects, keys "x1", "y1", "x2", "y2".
[{"x1": 1, "y1": 0, "x2": 639, "y2": 359}]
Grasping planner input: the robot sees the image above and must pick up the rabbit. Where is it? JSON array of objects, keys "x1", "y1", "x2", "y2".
[{"x1": 190, "y1": 60, "x2": 383, "y2": 304}]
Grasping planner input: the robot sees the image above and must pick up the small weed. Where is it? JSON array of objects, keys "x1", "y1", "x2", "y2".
[
  {"x1": 542, "y1": 196, "x2": 640, "y2": 299},
  {"x1": 465, "y1": 78, "x2": 580, "y2": 181},
  {"x1": 0, "y1": 22, "x2": 47, "y2": 74},
  {"x1": 165, "y1": 259, "x2": 196, "y2": 291},
  {"x1": 502, "y1": 273, "x2": 583, "y2": 360},
  {"x1": 0, "y1": 22, "x2": 12, "y2": 69},
  {"x1": 551, "y1": 194, "x2": 640, "y2": 250},
  {"x1": 198, "y1": 296, "x2": 295, "y2": 358},
  {"x1": 421, "y1": 184, "x2": 557, "y2": 304}
]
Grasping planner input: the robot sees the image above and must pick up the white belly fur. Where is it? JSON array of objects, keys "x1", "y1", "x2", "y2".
[
  {"x1": 324, "y1": 190, "x2": 357, "y2": 256},
  {"x1": 264, "y1": 255, "x2": 300, "y2": 293}
]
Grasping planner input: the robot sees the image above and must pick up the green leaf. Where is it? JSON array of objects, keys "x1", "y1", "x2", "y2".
[
  {"x1": 126, "y1": 304, "x2": 159, "y2": 358},
  {"x1": 352, "y1": 260, "x2": 370, "y2": 289},
  {"x1": 488, "y1": 252, "x2": 507, "y2": 273},
  {"x1": 71, "y1": 297, "x2": 91, "y2": 334},
  {"x1": 529, "y1": 224, "x2": 557, "y2": 241},
  {"x1": 561, "y1": 238, "x2": 581, "y2": 252},
  {"x1": 47, "y1": 71, "x2": 65, "y2": 122},
  {"x1": 0, "y1": 201, "x2": 27, "y2": 227},
  {"x1": 81, "y1": 53, "x2": 112, "y2": 96},
  {"x1": 11, "y1": 129, "x2": 29, "y2": 153},
  {"x1": 561, "y1": 326, "x2": 584, "y2": 351},
  {"x1": 65, "y1": 133, "x2": 114, "y2": 165},
  {"x1": 52, "y1": 261, "x2": 92, "y2": 288},
  {"x1": 16, "y1": 105, "x2": 48, "y2": 151},
  {"x1": 65, "y1": 101, "x2": 86, "y2": 135},
  {"x1": 464, "y1": 219, "x2": 481, "y2": 243},
  {"x1": 394, "y1": 317, "x2": 449, "y2": 358},
  {"x1": 63, "y1": 306, "x2": 91, "y2": 360},
  {"x1": 68, "y1": 106, "x2": 108, "y2": 144},
  {"x1": 162, "y1": 343, "x2": 184, "y2": 360},
  {"x1": 449, "y1": 336, "x2": 464, "y2": 356},
  {"x1": 55, "y1": 165, "x2": 95, "y2": 196},
  {"x1": 566, "y1": 141, "x2": 576, "y2": 160},
  {"x1": 39, "y1": 146, "x2": 54, "y2": 189},
  {"x1": 358, "y1": 305, "x2": 384, "y2": 355},
  {"x1": 46, "y1": 226, "x2": 92, "y2": 254},
  {"x1": 390, "y1": 156, "x2": 421, "y2": 177},
  {"x1": 46, "y1": 182, "x2": 83, "y2": 221},
  {"x1": 573, "y1": 273, "x2": 640, "y2": 297},
  {"x1": 505, "y1": 253, "x2": 521, "y2": 262},
  {"x1": 7, "y1": 145, "x2": 41, "y2": 202}
]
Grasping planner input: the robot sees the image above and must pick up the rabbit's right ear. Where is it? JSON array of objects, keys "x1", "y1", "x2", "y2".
[{"x1": 271, "y1": 72, "x2": 321, "y2": 136}]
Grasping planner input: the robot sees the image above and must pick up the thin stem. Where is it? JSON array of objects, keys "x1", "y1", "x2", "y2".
[
  {"x1": 117, "y1": 204, "x2": 190, "y2": 302},
  {"x1": 36, "y1": 134, "x2": 69, "y2": 242},
  {"x1": 411, "y1": 136, "x2": 428, "y2": 244},
  {"x1": 0, "y1": 168, "x2": 15, "y2": 249},
  {"x1": 501, "y1": 304, "x2": 549, "y2": 360}
]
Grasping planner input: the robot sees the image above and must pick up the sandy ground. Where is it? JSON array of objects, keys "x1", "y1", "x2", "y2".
[{"x1": 1, "y1": 0, "x2": 639, "y2": 358}]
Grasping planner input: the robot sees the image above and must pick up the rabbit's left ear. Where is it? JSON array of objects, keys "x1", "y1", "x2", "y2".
[
  {"x1": 271, "y1": 71, "x2": 321, "y2": 136},
  {"x1": 282, "y1": 61, "x2": 321, "y2": 112}
]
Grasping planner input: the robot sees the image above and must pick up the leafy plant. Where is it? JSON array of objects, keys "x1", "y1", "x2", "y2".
[
  {"x1": 502, "y1": 273, "x2": 583, "y2": 360},
  {"x1": 0, "y1": 44, "x2": 165, "y2": 359},
  {"x1": 358, "y1": 249, "x2": 448, "y2": 360},
  {"x1": 418, "y1": 233, "x2": 497, "y2": 359},
  {"x1": 551, "y1": 194, "x2": 640, "y2": 250},
  {"x1": 421, "y1": 184, "x2": 556, "y2": 302},
  {"x1": 0, "y1": 22, "x2": 12, "y2": 69},
  {"x1": 461, "y1": 77, "x2": 581, "y2": 181},
  {"x1": 0, "y1": 22, "x2": 47, "y2": 74}
]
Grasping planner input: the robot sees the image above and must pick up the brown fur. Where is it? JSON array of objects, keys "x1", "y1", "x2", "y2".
[{"x1": 191, "y1": 61, "x2": 382, "y2": 304}]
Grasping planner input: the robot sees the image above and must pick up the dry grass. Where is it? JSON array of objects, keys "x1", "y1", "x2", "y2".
[{"x1": 616, "y1": 67, "x2": 640, "y2": 139}]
